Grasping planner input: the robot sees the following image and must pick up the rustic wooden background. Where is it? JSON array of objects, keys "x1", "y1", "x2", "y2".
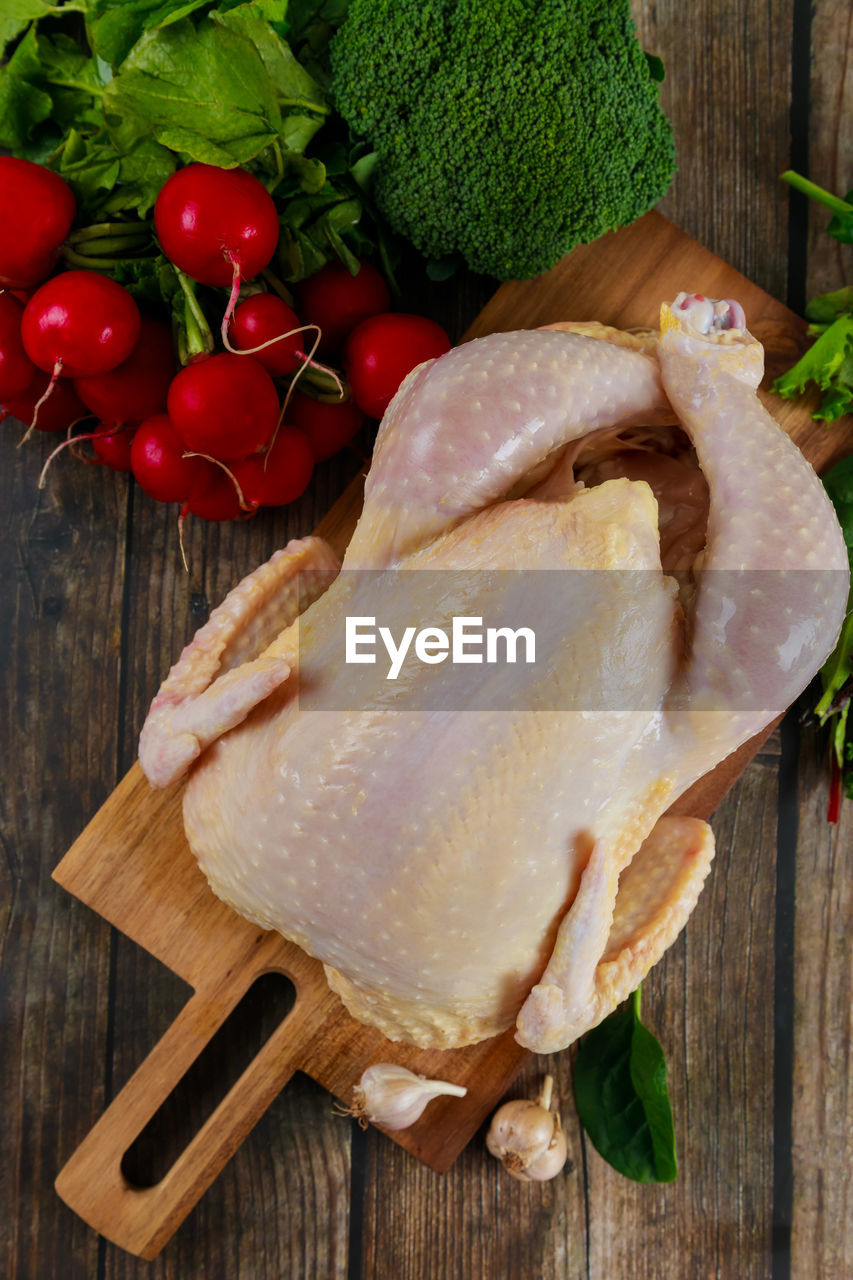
[{"x1": 2, "y1": 2, "x2": 851, "y2": 1277}]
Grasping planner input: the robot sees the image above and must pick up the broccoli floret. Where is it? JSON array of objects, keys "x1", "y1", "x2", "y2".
[{"x1": 329, "y1": 0, "x2": 676, "y2": 280}]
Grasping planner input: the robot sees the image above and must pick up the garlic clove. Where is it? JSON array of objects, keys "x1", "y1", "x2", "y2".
[
  {"x1": 486, "y1": 1074, "x2": 568, "y2": 1181},
  {"x1": 515, "y1": 1116, "x2": 568, "y2": 1182},
  {"x1": 344, "y1": 1062, "x2": 467, "y2": 1131}
]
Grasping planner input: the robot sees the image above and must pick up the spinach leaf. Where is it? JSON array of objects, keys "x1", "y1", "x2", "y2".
[
  {"x1": 573, "y1": 986, "x2": 678, "y2": 1183},
  {"x1": 0, "y1": 25, "x2": 54, "y2": 151},
  {"x1": 102, "y1": 18, "x2": 286, "y2": 167},
  {"x1": 815, "y1": 453, "x2": 853, "y2": 746},
  {"x1": 0, "y1": 24, "x2": 108, "y2": 154},
  {"x1": 87, "y1": 1, "x2": 174, "y2": 69},
  {"x1": 1, "y1": 2, "x2": 85, "y2": 54},
  {"x1": 823, "y1": 454, "x2": 853, "y2": 517},
  {"x1": 49, "y1": 114, "x2": 175, "y2": 219},
  {"x1": 213, "y1": 5, "x2": 328, "y2": 113}
]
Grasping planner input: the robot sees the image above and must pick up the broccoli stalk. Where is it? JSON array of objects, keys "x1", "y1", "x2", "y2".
[{"x1": 329, "y1": 0, "x2": 676, "y2": 281}]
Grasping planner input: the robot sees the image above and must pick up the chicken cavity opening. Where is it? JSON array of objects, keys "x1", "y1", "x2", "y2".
[{"x1": 507, "y1": 423, "x2": 710, "y2": 577}]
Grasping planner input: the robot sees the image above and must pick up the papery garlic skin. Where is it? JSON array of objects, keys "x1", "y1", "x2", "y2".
[
  {"x1": 352, "y1": 1063, "x2": 467, "y2": 1131},
  {"x1": 517, "y1": 1122, "x2": 568, "y2": 1182},
  {"x1": 486, "y1": 1075, "x2": 568, "y2": 1181}
]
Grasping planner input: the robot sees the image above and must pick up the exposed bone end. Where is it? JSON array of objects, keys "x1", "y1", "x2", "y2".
[
  {"x1": 669, "y1": 292, "x2": 746, "y2": 335},
  {"x1": 660, "y1": 299, "x2": 763, "y2": 387}
]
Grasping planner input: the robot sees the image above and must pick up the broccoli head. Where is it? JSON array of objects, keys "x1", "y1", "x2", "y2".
[{"x1": 329, "y1": 0, "x2": 677, "y2": 280}]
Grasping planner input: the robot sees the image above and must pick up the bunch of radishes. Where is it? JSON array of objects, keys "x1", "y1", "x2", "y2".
[{"x1": 1, "y1": 156, "x2": 451, "y2": 523}]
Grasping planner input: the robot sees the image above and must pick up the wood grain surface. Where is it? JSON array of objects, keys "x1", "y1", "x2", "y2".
[
  {"x1": 2, "y1": 3, "x2": 851, "y2": 1278},
  {"x1": 49, "y1": 207, "x2": 850, "y2": 1260}
]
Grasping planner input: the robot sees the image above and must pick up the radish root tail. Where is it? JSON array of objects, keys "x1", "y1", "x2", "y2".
[{"x1": 19, "y1": 359, "x2": 62, "y2": 446}]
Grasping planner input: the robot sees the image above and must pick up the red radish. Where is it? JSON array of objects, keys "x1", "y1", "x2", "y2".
[
  {"x1": 155, "y1": 164, "x2": 279, "y2": 287},
  {"x1": 92, "y1": 425, "x2": 136, "y2": 472},
  {"x1": 298, "y1": 259, "x2": 390, "y2": 355},
  {"x1": 344, "y1": 313, "x2": 451, "y2": 419},
  {"x1": 0, "y1": 158, "x2": 76, "y2": 290},
  {"x1": 286, "y1": 391, "x2": 364, "y2": 462},
  {"x1": 228, "y1": 294, "x2": 305, "y2": 375},
  {"x1": 0, "y1": 292, "x2": 37, "y2": 399},
  {"x1": 233, "y1": 427, "x2": 314, "y2": 509},
  {"x1": 155, "y1": 163, "x2": 280, "y2": 342},
  {"x1": 131, "y1": 413, "x2": 204, "y2": 503},
  {"x1": 74, "y1": 318, "x2": 175, "y2": 424},
  {"x1": 167, "y1": 352, "x2": 279, "y2": 460},
  {"x1": 185, "y1": 459, "x2": 247, "y2": 522},
  {"x1": 3, "y1": 371, "x2": 88, "y2": 433},
  {"x1": 22, "y1": 271, "x2": 141, "y2": 378}
]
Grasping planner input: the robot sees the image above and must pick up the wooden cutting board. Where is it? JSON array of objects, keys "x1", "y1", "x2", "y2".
[{"x1": 53, "y1": 212, "x2": 853, "y2": 1260}]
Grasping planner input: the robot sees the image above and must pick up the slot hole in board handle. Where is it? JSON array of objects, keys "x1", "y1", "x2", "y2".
[{"x1": 120, "y1": 972, "x2": 296, "y2": 1188}]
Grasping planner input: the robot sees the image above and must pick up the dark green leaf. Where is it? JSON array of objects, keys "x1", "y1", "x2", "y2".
[
  {"x1": 277, "y1": 222, "x2": 329, "y2": 280},
  {"x1": 280, "y1": 114, "x2": 326, "y2": 158},
  {"x1": 52, "y1": 128, "x2": 121, "y2": 207},
  {"x1": 87, "y1": 0, "x2": 174, "y2": 68},
  {"x1": 106, "y1": 254, "x2": 169, "y2": 307},
  {"x1": 574, "y1": 987, "x2": 677, "y2": 1183},
  {"x1": 628, "y1": 1013, "x2": 678, "y2": 1181},
  {"x1": 817, "y1": 611, "x2": 853, "y2": 719},
  {"x1": 816, "y1": 456, "x2": 853, "y2": 725},
  {"x1": 425, "y1": 257, "x2": 459, "y2": 282},
  {"x1": 819, "y1": 377, "x2": 853, "y2": 422},
  {"x1": 828, "y1": 191, "x2": 853, "y2": 245},
  {"x1": 644, "y1": 51, "x2": 666, "y2": 82},
  {"x1": 823, "y1": 454, "x2": 853, "y2": 512},
  {"x1": 1, "y1": 2, "x2": 84, "y2": 54},
  {"x1": 0, "y1": 25, "x2": 53, "y2": 150},
  {"x1": 284, "y1": 0, "x2": 352, "y2": 44},
  {"x1": 806, "y1": 285, "x2": 853, "y2": 326},
  {"x1": 48, "y1": 110, "x2": 175, "y2": 219},
  {"x1": 145, "y1": 0, "x2": 210, "y2": 32}
]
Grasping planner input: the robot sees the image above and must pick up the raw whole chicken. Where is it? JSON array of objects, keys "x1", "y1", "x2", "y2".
[{"x1": 139, "y1": 295, "x2": 849, "y2": 1053}]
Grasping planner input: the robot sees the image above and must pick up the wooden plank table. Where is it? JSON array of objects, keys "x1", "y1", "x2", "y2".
[{"x1": 1, "y1": 3, "x2": 850, "y2": 1277}]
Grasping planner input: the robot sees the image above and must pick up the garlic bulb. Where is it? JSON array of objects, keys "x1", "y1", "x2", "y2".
[
  {"x1": 486, "y1": 1075, "x2": 568, "y2": 1181},
  {"x1": 344, "y1": 1063, "x2": 467, "y2": 1131}
]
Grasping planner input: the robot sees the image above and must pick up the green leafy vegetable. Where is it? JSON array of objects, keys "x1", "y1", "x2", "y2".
[
  {"x1": 773, "y1": 312, "x2": 853, "y2": 422},
  {"x1": 573, "y1": 986, "x2": 677, "y2": 1183},
  {"x1": 101, "y1": 17, "x2": 320, "y2": 170},
  {"x1": 329, "y1": 0, "x2": 676, "y2": 281},
  {"x1": 814, "y1": 456, "x2": 853, "y2": 819},
  {"x1": 773, "y1": 175, "x2": 853, "y2": 422},
  {"x1": 0, "y1": 0, "x2": 375, "y2": 285},
  {"x1": 774, "y1": 175, "x2": 853, "y2": 815},
  {"x1": 781, "y1": 170, "x2": 853, "y2": 244},
  {"x1": 0, "y1": 1, "x2": 84, "y2": 53}
]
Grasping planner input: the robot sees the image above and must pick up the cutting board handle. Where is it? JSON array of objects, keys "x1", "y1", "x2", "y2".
[{"x1": 55, "y1": 969, "x2": 309, "y2": 1260}]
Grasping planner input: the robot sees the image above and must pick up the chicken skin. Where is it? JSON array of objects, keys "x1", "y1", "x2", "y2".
[{"x1": 140, "y1": 296, "x2": 848, "y2": 1051}]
